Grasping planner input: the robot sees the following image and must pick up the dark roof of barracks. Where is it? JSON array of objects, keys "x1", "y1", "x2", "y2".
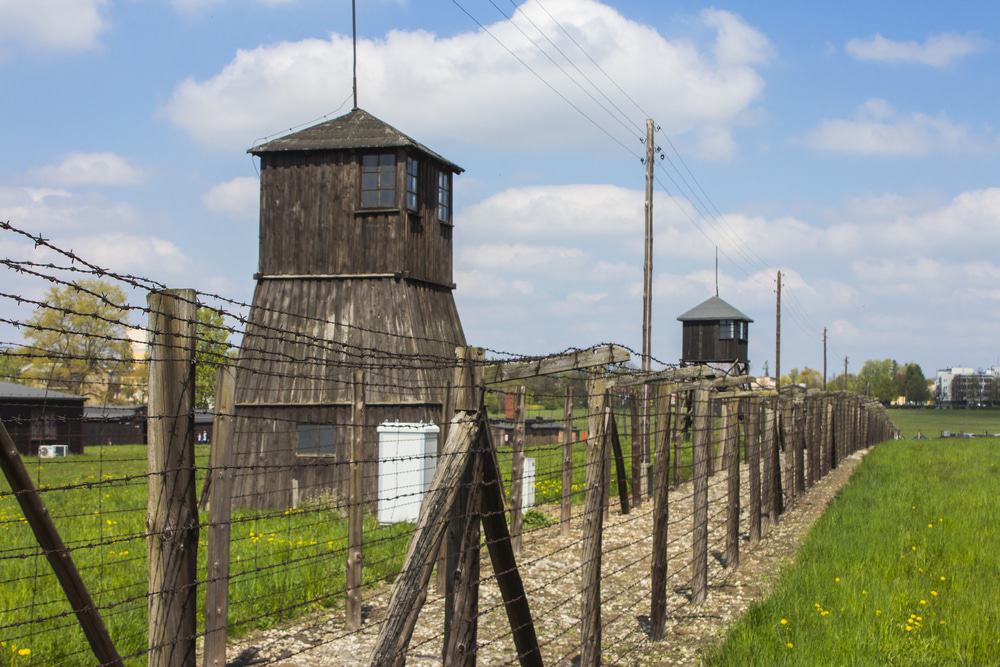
[
  {"x1": 0, "y1": 381, "x2": 85, "y2": 401},
  {"x1": 249, "y1": 108, "x2": 464, "y2": 173},
  {"x1": 677, "y1": 295, "x2": 754, "y2": 323}
]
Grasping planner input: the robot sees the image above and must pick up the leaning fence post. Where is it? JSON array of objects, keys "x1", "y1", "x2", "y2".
[
  {"x1": 510, "y1": 386, "x2": 526, "y2": 556},
  {"x1": 649, "y1": 385, "x2": 672, "y2": 640},
  {"x1": 204, "y1": 364, "x2": 236, "y2": 667},
  {"x1": 346, "y1": 369, "x2": 365, "y2": 631},
  {"x1": 561, "y1": 387, "x2": 573, "y2": 537},
  {"x1": 0, "y1": 421, "x2": 123, "y2": 667},
  {"x1": 147, "y1": 288, "x2": 198, "y2": 667},
  {"x1": 691, "y1": 384, "x2": 710, "y2": 604},
  {"x1": 629, "y1": 390, "x2": 642, "y2": 507},
  {"x1": 724, "y1": 398, "x2": 740, "y2": 570},
  {"x1": 580, "y1": 379, "x2": 609, "y2": 666}
]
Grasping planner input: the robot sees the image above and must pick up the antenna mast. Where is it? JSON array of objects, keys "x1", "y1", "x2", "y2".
[
  {"x1": 352, "y1": 0, "x2": 358, "y2": 109},
  {"x1": 715, "y1": 247, "x2": 719, "y2": 296}
]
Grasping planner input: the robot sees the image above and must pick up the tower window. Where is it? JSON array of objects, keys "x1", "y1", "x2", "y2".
[
  {"x1": 406, "y1": 158, "x2": 419, "y2": 211},
  {"x1": 437, "y1": 171, "x2": 451, "y2": 222},
  {"x1": 737, "y1": 321, "x2": 748, "y2": 341},
  {"x1": 361, "y1": 153, "x2": 396, "y2": 208},
  {"x1": 719, "y1": 320, "x2": 734, "y2": 340}
]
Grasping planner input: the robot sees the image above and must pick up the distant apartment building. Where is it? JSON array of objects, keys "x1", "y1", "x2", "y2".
[{"x1": 936, "y1": 367, "x2": 1000, "y2": 407}]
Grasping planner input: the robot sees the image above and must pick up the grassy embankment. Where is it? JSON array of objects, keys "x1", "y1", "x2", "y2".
[{"x1": 706, "y1": 409, "x2": 1000, "y2": 666}]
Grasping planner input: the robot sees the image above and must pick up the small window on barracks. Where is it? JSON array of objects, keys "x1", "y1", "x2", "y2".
[
  {"x1": 297, "y1": 424, "x2": 336, "y2": 457},
  {"x1": 406, "y1": 158, "x2": 419, "y2": 212},
  {"x1": 437, "y1": 171, "x2": 451, "y2": 222},
  {"x1": 361, "y1": 153, "x2": 397, "y2": 208}
]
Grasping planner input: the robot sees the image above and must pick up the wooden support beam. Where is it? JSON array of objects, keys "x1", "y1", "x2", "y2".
[
  {"x1": 346, "y1": 369, "x2": 365, "y2": 631},
  {"x1": 481, "y1": 344, "x2": 630, "y2": 385},
  {"x1": 746, "y1": 397, "x2": 761, "y2": 544},
  {"x1": 369, "y1": 412, "x2": 479, "y2": 667},
  {"x1": 147, "y1": 288, "x2": 198, "y2": 667},
  {"x1": 0, "y1": 421, "x2": 123, "y2": 667},
  {"x1": 629, "y1": 390, "x2": 642, "y2": 508},
  {"x1": 479, "y1": 426, "x2": 543, "y2": 667},
  {"x1": 649, "y1": 387, "x2": 671, "y2": 641},
  {"x1": 723, "y1": 399, "x2": 740, "y2": 569},
  {"x1": 610, "y1": 363, "x2": 730, "y2": 389},
  {"x1": 510, "y1": 386, "x2": 526, "y2": 556},
  {"x1": 691, "y1": 385, "x2": 710, "y2": 604},
  {"x1": 204, "y1": 365, "x2": 236, "y2": 667},
  {"x1": 580, "y1": 380, "x2": 609, "y2": 666},
  {"x1": 608, "y1": 412, "x2": 630, "y2": 515},
  {"x1": 561, "y1": 388, "x2": 573, "y2": 537}
]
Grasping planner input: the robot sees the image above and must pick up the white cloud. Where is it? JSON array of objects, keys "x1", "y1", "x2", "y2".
[
  {"x1": 845, "y1": 32, "x2": 986, "y2": 68},
  {"x1": 172, "y1": 0, "x2": 295, "y2": 13},
  {"x1": 203, "y1": 177, "x2": 259, "y2": 219},
  {"x1": 804, "y1": 99, "x2": 993, "y2": 156},
  {"x1": 28, "y1": 152, "x2": 144, "y2": 187},
  {"x1": 164, "y1": 1, "x2": 771, "y2": 153},
  {"x1": 0, "y1": 186, "x2": 141, "y2": 233},
  {"x1": 0, "y1": 0, "x2": 108, "y2": 52}
]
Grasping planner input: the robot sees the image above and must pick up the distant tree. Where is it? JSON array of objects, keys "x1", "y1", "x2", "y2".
[
  {"x1": 901, "y1": 363, "x2": 931, "y2": 404},
  {"x1": 857, "y1": 359, "x2": 897, "y2": 403},
  {"x1": 21, "y1": 279, "x2": 135, "y2": 401},
  {"x1": 194, "y1": 307, "x2": 232, "y2": 410},
  {"x1": 781, "y1": 367, "x2": 823, "y2": 389},
  {"x1": 0, "y1": 350, "x2": 22, "y2": 383}
]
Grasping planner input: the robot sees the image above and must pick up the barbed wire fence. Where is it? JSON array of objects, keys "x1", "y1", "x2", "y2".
[{"x1": 0, "y1": 220, "x2": 897, "y2": 666}]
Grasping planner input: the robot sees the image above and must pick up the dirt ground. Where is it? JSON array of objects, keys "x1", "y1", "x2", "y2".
[{"x1": 225, "y1": 448, "x2": 870, "y2": 666}]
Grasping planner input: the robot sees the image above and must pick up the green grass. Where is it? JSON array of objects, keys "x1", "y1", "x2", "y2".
[
  {"x1": 706, "y1": 425, "x2": 1000, "y2": 665},
  {"x1": 888, "y1": 407, "x2": 1000, "y2": 438},
  {"x1": 0, "y1": 445, "x2": 412, "y2": 666}
]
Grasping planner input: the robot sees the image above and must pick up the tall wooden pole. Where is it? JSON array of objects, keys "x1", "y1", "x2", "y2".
[
  {"x1": 775, "y1": 270, "x2": 782, "y2": 391},
  {"x1": 822, "y1": 326, "x2": 828, "y2": 390},
  {"x1": 640, "y1": 118, "x2": 655, "y2": 501},
  {"x1": 844, "y1": 356, "x2": 849, "y2": 391},
  {"x1": 351, "y1": 0, "x2": 358, "y2": 109}
]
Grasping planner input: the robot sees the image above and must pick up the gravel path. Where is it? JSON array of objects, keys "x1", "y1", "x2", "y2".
[{"x1": 225, "y1": 448, "x2": 870, "y2": 666}]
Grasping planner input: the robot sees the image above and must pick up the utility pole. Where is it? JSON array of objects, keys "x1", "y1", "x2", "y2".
[
  {"x1": 640, "y1": 118, "x2": 655, "y2": 499},
  {"x1": 352, "y1": 0, "x2": 358, "y2": 109},
  {"x1": 775, "y1": 270, "x2": 781, "y2": 390},
  {"x1": 843, "y1": 356, "x2": 849, "y2": 391},
  {"x1": 822, "y1": 327, "x2": 828, "y2": 390}
]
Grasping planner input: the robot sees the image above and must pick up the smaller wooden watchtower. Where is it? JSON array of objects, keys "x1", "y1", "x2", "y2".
[{"x1": 677, "y1": 295, "x2": 753, "y2": 372}]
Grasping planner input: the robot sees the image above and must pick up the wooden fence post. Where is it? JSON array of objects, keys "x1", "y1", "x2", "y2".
[
  {"x1": 781, "y1": 396, "x2": 795, "y2": 506},
  {"x1": 746, "y1": 397, "x2": 761, "y2": 544},
  {"x1": 346, "y1": 369, "x2": 365, "y2": 631},
  {"x1": 691, "y1": 385, "x2": 710, "y2": 604},
  {"x1": 561, "y1": 387, "x2": 573, "y2": 537},
  {"x1": 147, "y1": 288, "x2": 198, "y2": 667},
  {"x1": 436, "y1": 378, "x2": 453, "y2": 595},
  {"x1": 0, "y1": 421, "x2": 123, "y2": 667},
  {"x1": 672, "y1": 392, "x2": 683, "y2": 488},
  {"x1": 649, "y1": 386, "x2": 671, "y2": 640},
  {"x1": 510, "y1": 386, "x2": 526, "y2": 556},
  {"x1": 705, "y1": 392, "x2": 715, "y2": 477},
  {"x1": 761, "y1": 402, "x2": 776, "y2": 532},
  {"x1": 203, "y1": 365, "x2": 236, "y2": 667},
  {"x1": 793, "y1": 397, "x2": 806, "y2": 497},
  {"x1": 608, "y1": 412, "x2": 630, "y2": 514},
  {"x1": 629, "y1": 390, "x2": 642, "y2": 508},
  {"x1": 580, "y1": 380, "x2": 609, "y2": 666},
  {"x1": 724, "y1": 398, "x2": 740, "y2": 569},
  {"x1": 444, "y1": 347, "x2": 484, "y2": 665}
]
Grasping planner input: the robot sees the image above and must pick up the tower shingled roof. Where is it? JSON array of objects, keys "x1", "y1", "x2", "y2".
[
  {"x1": 676, "y1": 295, "x2": 753, "y2": 322},
  {"x1": 248, "y1": 108, "x2": 463, "y2": 173}
]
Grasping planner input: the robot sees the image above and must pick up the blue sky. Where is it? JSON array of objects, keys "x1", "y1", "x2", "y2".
[{"x1": 2, "y1": 0, "x2": 999, "y2": 378}]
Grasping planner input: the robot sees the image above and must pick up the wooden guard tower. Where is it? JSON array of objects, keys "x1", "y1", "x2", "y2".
[
  {"x1": 231, "y1": 108, "x2": 467, "y2": 509},
  {"x1": 677, "y1": 295, "x2": 752, "y2": 373}
]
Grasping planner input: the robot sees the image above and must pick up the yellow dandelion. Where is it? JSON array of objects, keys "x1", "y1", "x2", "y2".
[
  {"x1": 931, "y1": 590, "x2": 938, "y2": 597},
  {"x1": 905, "y1": 625, "x2": 913, "y2": 632},
  {"x1": 17, "y1": 648, "x2": 30, "y2": 656},
  {"x1": 820, "y1": 610, "x2": 830, "y2": 617},
  {"x1": 940, "y1": 576, "x2": 946, "y2": 581},
  {"x1": 786, "y1": 642, "x2": 794, "y2": 649},
  {"x1": 834, "y1": 577, "x2": 841, "y2": 583},
  {"x1": 875, "y1": 609, "x2": 882, "y2": 616},
  {"x1": 911, "y1": 545, "x2": 917, "y2": 552},
  {"x1": 920, "y1": 599, "x2": 927, "y2": 605},
  {"x1": 939, "y1": 620, "x2": 946, "y2": 625},
  {"x1": 927, "y1": 523, "x2": 934, "y2": 529},
  {"x1": 780, "y1": 618, "x2": 789, "y2": 625}
]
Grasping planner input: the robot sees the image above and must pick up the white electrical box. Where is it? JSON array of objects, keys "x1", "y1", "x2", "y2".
[
  {"x1": 377, "y1": 422, "x2": 440, "y2": 524},
  {"x1": 522, "y1": 457, "x2": 536, "y2": 509},
  {"x1": 38, "y1": 444, "x2": 68, "y2": 458}
]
